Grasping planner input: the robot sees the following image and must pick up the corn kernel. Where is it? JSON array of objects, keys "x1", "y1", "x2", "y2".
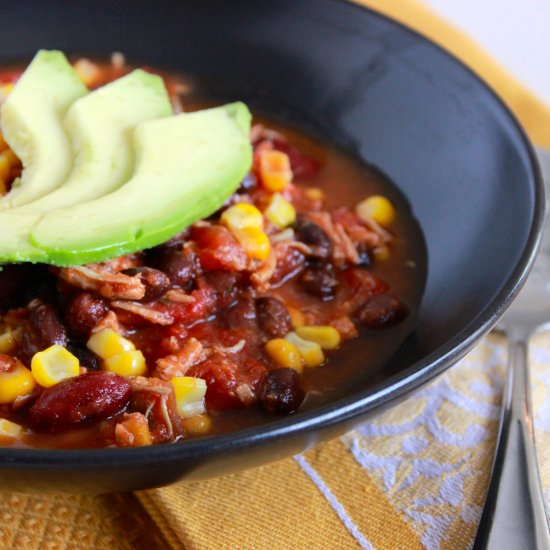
[
  {"x1": 287, "y1": 306, "x2": 306, "y2": 328},
  {"x1": 264, "y1": 193, "x2": 296, "y2": 228},
  {"x1": 87, "y1": 328, "x2": 135, "y2": 359},
  {"x1": 0, "y1": 83, "x2": 13, "y2": 102},
  {"x1": 182, "y1": 414, "x2": 212, "y2": 436},
  {"x1": 104, "y1": 350, "x2": 147, "y2": 376},
  {"x1": 0, "y1": 327, "x2": 16, "y2": 354},
  {"x1": 0, "y1": 362, "x2": 35, "y2": 404},
  {"x1": 285, "y1": 332, "x2": 324, "y2": 368},
  {"x1": 0, "y1": 418, "x2": 23, "y2": 440},
  {"x1": 356, "y1": 195, "x2": 396, "y2": 226},
  {"x1": 171, "y1": 376, "x2": 207, "y2": 417},
  {"x1": 220, "y1": 202, "x2": 263, "y2": 231},
  {"x1": 31, "y1": 345, "x2": 79, "y2": 388},
  {"x1": 372, "y1": 245, "x2": 391, "y2": 262},
  {"x1": 265, "y1": 338, "x2": 303, "y2": 373},
  {"x1": 233, "y1": 226, "x2": 271, "y2": 261},
  {"x1": 304, "y1": 187, "x2": 325, "y2": 201},
  {"x1": 259, "y1": 150, "x2": 292, "y2": 192},
  {"x1": 73, "y1": 58, "x2": 102, "y2": 87},
  {"x1": 295, "y1": 325, "x2": 341, "y2": 350}
]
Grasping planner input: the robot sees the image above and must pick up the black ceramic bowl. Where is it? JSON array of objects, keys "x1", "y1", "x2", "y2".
[{"x1": 0, "y1": 0, "x2": 543, "y2": 493}]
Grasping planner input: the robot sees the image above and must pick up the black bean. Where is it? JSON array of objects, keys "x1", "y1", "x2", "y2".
[
  {"x1": 300, "y1": 265, "x2": 338, "y2": 300},
  {"x1": 149, "y1": 247, "x2": 195, "y2": 290},
  {"x1": 295, "y1": 214, "x2": 332, "y2": 258},
  {"x1": 256, "y1": 297, "x2": 292, "y2": 338},
  {"x1": 122, "y1": 267, "x2": 171, "y2": 302},
  {"x1": 205, "y1": 271, "x2": 240, "y2": 309},
  {"x1": 237, "y1": 172, "x2": 257, "y2": 193},
  {"x1": 66, "y1": 341, "x2": 101, "y2": 371},
  {"x1": 224, "y1": 297, "x2": 257, "y2": 330},
  {"x1": 0, "y1": 264, "x2": 33, "y2": 309},
  {"x1": 259, "y1": 368, "x2": 304, "y2": 414},
  {"x1": 356, "y1": 294, "x2": 408, "y2": 329},
  {"x1": 65, "y1": 292, "x2": 108, "y2": 338},
  {"x1": 356, "y1": 242, "x2": 373, "y2": 267}
]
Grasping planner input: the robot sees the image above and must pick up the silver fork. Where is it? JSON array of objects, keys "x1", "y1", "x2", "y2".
[{"x1": 474, "y1": 147, "x2": 550, "y2": 549}]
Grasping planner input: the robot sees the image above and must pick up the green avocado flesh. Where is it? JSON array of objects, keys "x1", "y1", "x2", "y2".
[
  {"x1": 0, "y1": 50, "x2": 88, "y2": 210},
  {"x1": 0, "y1": 67, "x2": 174, "y2": 263},
  {"x1": 30, "y1": 102, "x2": 252, "y2": 265},
  {"x1": 13, "y1": 69, "x2": 173, "y2": 215}
]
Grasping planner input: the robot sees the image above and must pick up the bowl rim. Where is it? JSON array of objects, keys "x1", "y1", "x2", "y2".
[{"x1": 0, "y1": 0, "x2": 545, "y2": 469}]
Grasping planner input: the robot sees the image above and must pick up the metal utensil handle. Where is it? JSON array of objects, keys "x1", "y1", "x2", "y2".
[{"x1": 474, "y1": 327, "x2": 550, "y2": 549}]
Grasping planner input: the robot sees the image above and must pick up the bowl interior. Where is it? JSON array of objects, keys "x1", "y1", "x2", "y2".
[{"x1": 0, "y1": 0, "x2": 542, "y2": 492}]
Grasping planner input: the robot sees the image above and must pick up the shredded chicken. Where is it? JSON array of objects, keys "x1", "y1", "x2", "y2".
[
  {"x1": 269, "y1": 228, "x2": 295, "y2": 243},
  {"x1": 60, "y1": 265, "x2": 146, "y2": 300},
  {"x1": 130, "y1": 376, "x2": 173, "y2": 395},
  {"x1": 236, "y1": 384, "x2": 255, "y2": 405},
  {"x1": 111, "y1": 301, "x2": 174, "y2": 325},
  {"x1": 250, "y1": 248, "x2": 277, "y2": 291},
  {"x1": 155, "y1": 338, "x2": 205, "y2": 380},
  {"x1": 307, "y1": 212, "x2": 360, "y2": 266},
  {"x1": 250, "y1": 123, "x2": 286, "y2": 144},
  {"x1": 212, "y1": 339, "x2": 246, "y2": 355},
  {"x1": 164, "y1": 289, "x2": 196, "y2": 304},
  {"x1": 130, "y1": 377, "x2": 175, "y2": 441},
  {"x1": 362, "y1": 216, "x2": 393, "y2": 244},
  {"x1": 330, "y1": 316, "x2": 358, "y2": 339},
  {"x1": 92, "y1": 310, "x2": 125, "y2": 335},
  {"x1": 99, "y1": 254, "x2": 142, "y2": 273}
]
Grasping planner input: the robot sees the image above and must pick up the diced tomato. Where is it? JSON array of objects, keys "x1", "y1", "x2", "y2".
[
  {"x1": 341, "y1": 268, "x2": 389, "y2": 297},
  {"x1": 191, "y1": 225, "x2": 248, "y2": 272},
  {"x1": 161, "y1": 285, "x2": 217, "y2": 325},
  {"x1": 0, "y1": 70, "x2": 21, "y2": 83},
  {"x1": 272, "y1": 139, "x2": 320, "y2": 179},
  {"x1": 187, "y1": 354, "x2": 267, "y2": 410}
]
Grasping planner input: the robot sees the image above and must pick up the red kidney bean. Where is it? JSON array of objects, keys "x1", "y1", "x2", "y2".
[
  {"x1": 28, "y1": 372, "x2": 131, "y2": 432},
  {"x1": 356, "y1": 294, "x2": 408, "y2": 329},
  {"x1": 258, "y1": 368, "x2": 304, "y2": 414},
  {"x1": 122, "y1": 267, "x2": 171, "y2": 302},
  {"x1": 300, "y1": 265, "x2": 338, "y2": 300},
  {"x1": 65, "y1": 292, "x2": 108, "y2": 337},
  {"x1": 295, "y1": 214, "x2": 332, "y2": 259},
  {"x1": 256, "y1": 297, "x2": 292, "y2": 338}
]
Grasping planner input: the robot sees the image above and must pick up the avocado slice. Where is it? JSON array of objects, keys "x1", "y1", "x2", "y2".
[
  {"x1": 0, "y1": 50, "x2": 88, "y2": 210},
  {"x1": 13, "y1": 69, "x2": 173, "y2": 214},
  {"x1": 31, "y1": 102, "x2": 252, "y2": 266},
  {"x1": 0, "y1": 69, "x2": 173, "y2": 263}
]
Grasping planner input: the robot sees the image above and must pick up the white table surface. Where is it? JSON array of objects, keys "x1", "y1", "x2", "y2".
[{"x1": 423, "y1": 0, "x2": 550, "y2": 106}]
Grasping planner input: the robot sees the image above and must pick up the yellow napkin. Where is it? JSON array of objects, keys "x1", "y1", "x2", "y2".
[{"x1": 1, "y1": 1, "x2": 550, "y2": 549}]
